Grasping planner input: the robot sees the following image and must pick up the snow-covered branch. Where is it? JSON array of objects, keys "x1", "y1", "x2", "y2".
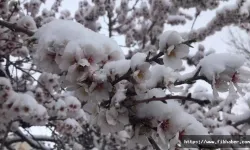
[
  {"x1": 0, "y1": 20, "x2": 34, "y2": 36},
  {"x1": 13, "y1": 129, "x2": 50, "y2": 150},
  {"x1": 131, "y1": 94, "x2": 211, "y2": 106},
  {"x1": 5, "y1": 135, "x2": 56, "y2": 147}
]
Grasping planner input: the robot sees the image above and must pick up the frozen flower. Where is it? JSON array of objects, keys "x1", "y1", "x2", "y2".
[
  {"x1": 93, "y1": 107, "x2": 125, "y2": 134},
  {"x1": 11, "y1": 46, "x2": 29, "y2": 58},
  {"x1": 130, "y1": 53, "x2": 151, "y2": 83},
  {"x1": 199, "y1": 53, "x2": 249, "y2": 96},
  {"x1": 0, "y1": 77, "x2": 13, "y2": 103},
  {"x1": 92, "y1": 69, "x2": 107, "y2": 83},
  {"x1": 89, "y1": 81, "x2": 112, "y2": 102},
  {"x1": 75, "y1": 109, "x2": 88, "y2": 125},
  {"x1": 73, "y1": 83, "x2": 92, "y2": 103},
  {"x1": 55, "y1": 99, "x2": 67, "y2": 119},
  {"x1": 11, "y1": 93, "x2": 38, "y2": 121},
  {"x1": 159, "y1": 31, "x2": 189, "y2": 69},
  {"x1": 60, "y1": 118, "x2": 83, "y2": 136},
  {"x1": 103, "y1": 59, "x2": 130, "y2": 81},
  {"x1": 132, "y1": 63, "x2": 151, "y2": 83},
  {"x1": 31, "y1": 104, "x2": 49, "y2": 125},
  {"x1": 64, "y1": 96, "x2": 81, "y2": 117}
]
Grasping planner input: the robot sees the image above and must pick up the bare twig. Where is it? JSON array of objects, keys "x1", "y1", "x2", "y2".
[
  {"x1": 148, "y1": 136, "x2": 161, "y2": 150},
  {"x1": 190, "y1": 9, "x2": 200, "y2": 31},
  {"x1": 128, "y1": 0, "x2": 140, "y2": 11},
  {"x1": 0, "y1": 122, "x2": 13, "y2": 150}
]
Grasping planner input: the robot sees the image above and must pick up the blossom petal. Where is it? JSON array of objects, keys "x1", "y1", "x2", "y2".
[
  {"x1": 174, "y1": 44, "x2": 189, "y2": 58},
  {"x1": 163, "y1": 56, "x2": 182, "y2": 69},
  {"x1": 106, "y1": 107, "x2": 118, "y2": 125}
]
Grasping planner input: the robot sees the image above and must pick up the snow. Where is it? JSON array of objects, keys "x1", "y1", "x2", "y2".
[
  {"x1": 159, "y1": 30, "x2": 184, "y2": 51},
  {"x1": 199, "y1": 53, "x2": 245, "y2": 80}
]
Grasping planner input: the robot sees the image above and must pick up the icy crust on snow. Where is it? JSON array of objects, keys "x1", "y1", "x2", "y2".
[{"x1": 199, "y1": 53, "x2": 245, "y2": 80}]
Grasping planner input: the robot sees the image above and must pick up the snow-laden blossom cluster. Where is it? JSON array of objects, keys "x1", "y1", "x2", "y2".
[{"x1": 0, "y1": 0, "x2": 250, "y2": 149}]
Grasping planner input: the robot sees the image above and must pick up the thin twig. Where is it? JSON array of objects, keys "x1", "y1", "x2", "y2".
[
  {"x1": 132, "y1": 94, "x2": 210, "y2": 106},
  {"x1": 148, "y1": 136, "x2": 161, "y2": 150},
  {"x1": 190, "y1": 10, "x2": 200, "y2": 31},
  {"x1": 0, "y1": 121, "x2": 13, "y2": 150}
]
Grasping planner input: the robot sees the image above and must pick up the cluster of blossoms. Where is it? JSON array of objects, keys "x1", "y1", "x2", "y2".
[
  {"x1": 0, "y1": 75, "x2": 90, "y2": 135},
  {"x1": 0, "y1": 0, "x2": 250, "y2": 149},
  {"x1": 27, "y1": 18, "x2": 250, "y2": 148}
]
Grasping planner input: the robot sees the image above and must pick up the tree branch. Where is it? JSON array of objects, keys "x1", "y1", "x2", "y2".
[
  {"x1": 14, "y1": 129, "x2": 49, "y2": 150},
  {"x1": 148, "y1": 136, "x2": 161, "y2": 150},
  {"x1": 5, "y1": 135, "x2": 57, "y2": 146},
  {"x1": 0, "y1": 121, "x2": 13, "y2": 150},
  {"x1": 0, "y1": 20, "x2": 34, "y2": 36},
  {"x1": 174, "y1": 75, "x2": 210, "y2": 85},
  {"x1": 233, "y1": 116, "x2": 250, "y2": 127},
  {"x1": 132, "y1": 94, "x2": 210, "y2": 106}
]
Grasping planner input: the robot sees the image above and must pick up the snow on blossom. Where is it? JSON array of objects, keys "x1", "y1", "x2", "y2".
[
  {"x1": 54, "y1": 99, "x2": 67, "y2": 118},
  {"x1": 92, "y1": 69, "x2": 107, "y2": 83},
  {"x1": 135, "y1": 88, "x2": 208, "y2": 144},
  {"x1": 2, "y1": 92, "x2": 19, "y2": 117},
  {"x1": 136, "y1": 88, "x2": 182, "y2": 120},
  {"x1": 145, "y1": 64, "x2": 166, "y2": 88},
  {"x1": 88, "y1": 81, "x2": 112, "y2": 101},
  {"x1": 106, "y1": 106, "x2": 119, "y2": 125},
  {"x1": 64, "y1": 96, "x2": 81, "y2": 117},
  {"x1": 60, "y1": 118, "x2": 83, "y2": 136},
  {"x1": 199, "y1": 53, "x2": 245, "y2": 81},
  {"x1": 34, "y1": 87, "x2": 46, "y2": 104},
  {"x1": 111, "y1": 81, "x2": 128, "y2": 104},
  {"x1": 130, "y1": 53, "x2": 151, "y2": 83},
  {"x1": 132, "y1": 63, "x2": 151, "y2": 83},
  {"x1": 157, "y1": 111, "x2": 209, "y2": 143},
  {"x1": 75, "y1": 109, "x2": 89, "y2": 125},
  {"x1": 38, "y1": 72, "x2": 60, "y2": 92},
  {"x1": 199, "y1": 53, "x2": 250, "y2": 96},
  {"x1": 31, "y1": 104, "x2": 49, "y2": 125},
  {"x1": 102, "y1": 50, "x2": 125, "y2": 64},
  {"x1": 10, "y1": 93, "x2": 38, "y2": 121},
  {"x1": 213, "y1": 125, "x2": 239, "y2": 136},
  {"x1": 130, "y1": 53, "x2": 147, "y2": 70},
  {"x1": 34, "y1": 19, "x2": 123, "y2": 56},
  {"x1": 11, "y1": 46, "x2": 29, "y2": 58},
  {"x1": 16, "y1": 16, "x2": 37, "y2": 31},
  {"x1": 73, "y1": 83, "x2": 93, "y2": 103},
  {"x1": 0, "y1": 77, "x2": 13, "y2": 103},
  {"x1": 159, "y1": 30, "x2": 190, "y2": 69},
  {"x1": 59, "y1": 43, "x2": 86, "y2": 71},
  {"x1": 116, "y1": 130, "x2": 131, "y2": 143},
  {"x1": 103, "y1": 59, "x2": 131, "y2": 81},
  {"x1": 93, "y1": 108, "x2": 124, "y2": 134},
  {"x1": 146, "y1": 64, "x2": 182, "y2": 92}
]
